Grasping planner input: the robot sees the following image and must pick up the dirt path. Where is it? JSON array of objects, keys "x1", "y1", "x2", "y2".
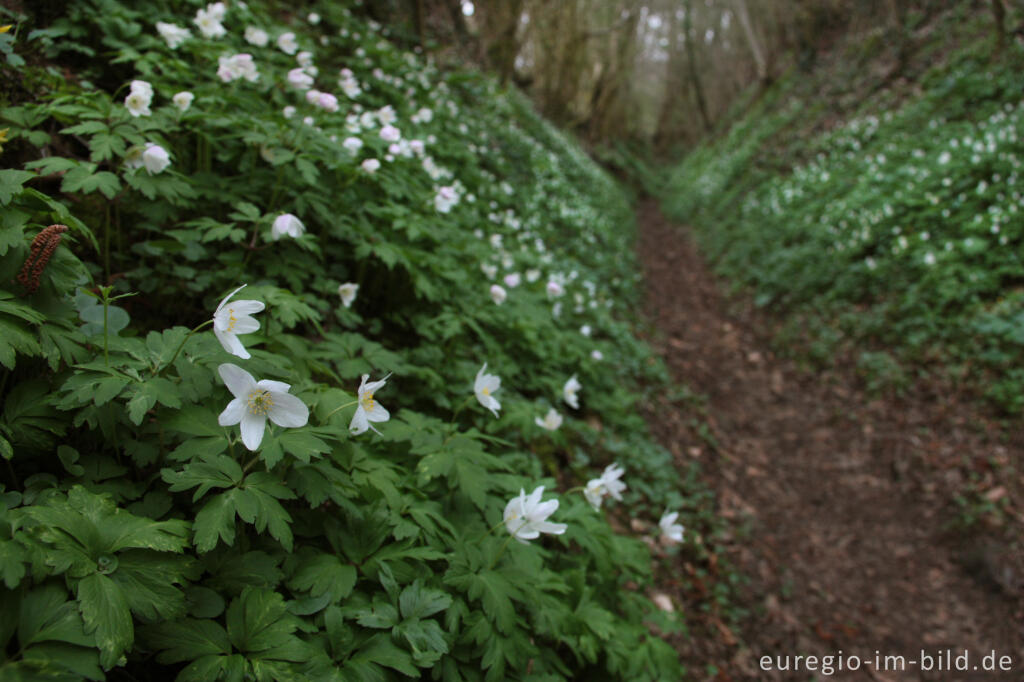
[{"x1": 637, "y1": 201, "x2": 1024, "y2": 681}]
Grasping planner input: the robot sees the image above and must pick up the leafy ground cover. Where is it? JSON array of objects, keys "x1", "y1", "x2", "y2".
[
  {"x1": 0, "y1": 2, "x2": 730, "y2": 679},
  {"x1": 664, "y1": 5, "x2": 1024, "y2": 412}
]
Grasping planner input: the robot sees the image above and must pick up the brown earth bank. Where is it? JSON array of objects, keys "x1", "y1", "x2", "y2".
[{"x1": 636, "y1": 200, "x2": 1024, "y2": 681}]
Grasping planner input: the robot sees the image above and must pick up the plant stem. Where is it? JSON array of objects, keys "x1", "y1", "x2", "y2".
[
  {"x1": 159, "y1": 319, "x2": 213, "y2": 375},
  {"x1": 102, "y1": 293, "x2": 110, "y2": 366},
  {"x1": 324, "y1": 399, "x2": 359, "y2": 419},
  {"x1": 488, "y1": 532, "x2": 518, "y2": 570},
  {"x1": 103, "y1": 203, "x2": 111, "y2": 284}
]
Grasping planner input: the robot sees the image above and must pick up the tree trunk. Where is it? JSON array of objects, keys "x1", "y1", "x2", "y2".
[
  {"x1": 683, "y1": 0, "x2": 712, "y2": 133},
  {"x1": 734, "y1": 0, "x2": 769, "y2": 84},
  {"x1": 992, "y1": 0, "x2": 1007, "y2": 54}
]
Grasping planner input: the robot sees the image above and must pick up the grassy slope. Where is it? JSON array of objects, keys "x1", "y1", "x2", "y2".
[{"x1": 664, "y1": 5, "x2": 1024, "y2": 411}]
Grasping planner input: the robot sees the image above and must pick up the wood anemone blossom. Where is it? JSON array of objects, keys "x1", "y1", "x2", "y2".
[{"x1": 17, "y1": 224, "x2": 68, "y2": 294}]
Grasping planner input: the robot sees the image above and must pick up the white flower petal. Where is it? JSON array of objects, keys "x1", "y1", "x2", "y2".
[
  {"x1": 534, "y1": 521, "x2": 567, "y2": 536},
  {"x1": 366, "y1": 403, "x2": 390, "y2": 423},
  {"x1": 267, "y1": 391, "x2": 309, "y2": 428},
  {"x1": 216, "y1": 284, "x2": 248, "y2": 315},
  {"x1": 215, "y1": 328, "x2": 250, "y2": 359},
  {"x1": 239, "y1": 411, "x2": 266, "y2": 451},
  {"x1": 218, "y1": 398, "x2": 245, "y2": 426},
  {"x1": 218, "y1": 363, "x2": 256, "y2": 398},
  {"x1": 230, "y1": 316, "x2": 261, "y2": 334},
  {"x1": 349, "y1": 406, "x2": 369, "y2": 435},
  {"x1": 258, "y1": 380, "x2": 291, "y2": 393},
  {"x1": 230, "y1": 300, "x2": 265, "y2": 315}
]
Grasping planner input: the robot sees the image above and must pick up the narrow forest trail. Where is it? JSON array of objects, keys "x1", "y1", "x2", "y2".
[{"x1": 636, "y1": 201, "x2": 1024, "y2": 681}]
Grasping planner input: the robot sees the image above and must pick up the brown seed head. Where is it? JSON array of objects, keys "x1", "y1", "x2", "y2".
[{"x1": 17, "y1": 224, "x2": 68, "y2": 294}]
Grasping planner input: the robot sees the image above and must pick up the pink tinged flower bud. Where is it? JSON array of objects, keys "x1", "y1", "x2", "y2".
[
  {"x1": 379, "y1": 125, "x2": 401, "y2": 142},
  {"x1": 288, "y1": 68, "x2": 313, "y2": 89},
  {"x1": 316, "y1": 92, "x2": 339, "y2": 112},
  {"x1": 272, "y1": 213, "x2": 305, "y2": 240}
]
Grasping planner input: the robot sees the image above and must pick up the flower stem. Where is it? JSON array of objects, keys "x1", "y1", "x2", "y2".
[
  {"x1": 324, "y1": 399, "x2": 358, "y2": 419},
  {"x1": 449, "y1": 395, "x2": 474, "y2": 424},
  {"x1": 488, "y1": 530, "x2": 519, "y2": 570},
  {"x1": 158, "y1": 319, "x2": 213, "y2": 375},
  {"x1": 102, "y1": 292, "x2": 110, "y2": 366}
]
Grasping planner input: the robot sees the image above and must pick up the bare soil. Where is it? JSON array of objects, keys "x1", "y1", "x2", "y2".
[{"x1": 637, "y1": 201, "x2": 1024, "y2": 681}]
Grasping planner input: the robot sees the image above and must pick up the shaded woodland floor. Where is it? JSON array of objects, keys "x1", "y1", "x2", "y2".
[{"x1": 637, "y1": 201, "x2": 1024, "y2": 681}]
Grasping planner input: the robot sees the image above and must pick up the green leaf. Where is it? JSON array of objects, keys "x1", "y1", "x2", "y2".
[
  {"x1": 399, "y1": 580, "x2": 452, "y2": 620},
  {"x1": 226, "y1": 587, "x2": 310, "y2": 663},
  {"x1": 144, "y1": 619, "x2": 230, "y2": 664},
  {"x1": 18, "y1": 583, "x2": 95, "y2": 649},
  {"x1": 164, "y1": 405, "x2": 226, "y2": 437},
  {"x1": 287, "y1": 553, "x2": 356, "y2": 602},
  {"x1": 163, "y1": 454, "x2": 242, "y2": 501},
  {"x1": 353, "y1": 633, "x2": 419, "y2": 677},
  {"x1": 111, "y1": 550, "x2": 193, "y2": 621},
  {"x1": 25, "y1": 156, "x2": 80, "y2": 176},
  {"x1": 0, "y1": 169, "x2": 34, "y2": 205},
  {"x1": 193, "y1": 492, "x2": 237, "y2": 553},
  {"x1": 60, "y1": 163, "x2": 121, "y2": 198},
  {"x1": 393, "y1": 619, "x2": 449, "y2": 667},
  {"x1": 0, "y1": 539, "x2": 26, "y2": 588},
  {"x1": 355, "y1": 601, "x2": 399, "y2": 629},
  {"x1": 77, "y1": 573, "x2": 132, "y2": 669},
  {"x1": 278, "y1": 430, "x2": 330, "y2": 464},
  {"x1": 444, "y1": 568, "x2": 518, "y2": 635}
]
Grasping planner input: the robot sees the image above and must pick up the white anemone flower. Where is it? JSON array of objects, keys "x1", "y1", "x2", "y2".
[
  {"x1": 659, "y1": 511, "x2": 684, "y2": 543},
  {"x1": 213, "y1": 284, "x2": 264, "y2": 359},
  {"x1": 350, "y1": 374, "x2": 391, "y2": 435},
  {"x1": 535, "y1": 408, "x2": 562, "y2": 431},
  {"x1": 172, "y1": 91, "x2": 194, "y2": 112},
  {"x1": 217, "y1": 363, "x2": 309, "y2": 451},
  {"x1": 474, "y1": 363, "x2": 501, "y2": 417},
  {"x1": 194, "y1": 5, "x2": 227, "y2": 38},
  {"x1": 361, "y1": 158, "x2": 380, "y2": 173},
  {"x1": 244, "y1": 26, "x2": 269, "y2": 46},
  {"x1": 342, "y1": 137, "x2": 363, "y2": 154},
  {"x1": 583, "y1": 463, "x2": 626, "y2": 510},
  {"x1": 489, "y1": 284, "x2": 506, "y2": 305},
  {"x1": 272, "y1": 213, "x2": 304, "y2": 240},
  {"x1": 598, "y1": 463, "x2": 626, "y2": 501},
  {"x1": 503, "y1": 486, "x2": 567, "y2": 544},
  {"x1": 141, "y1": 143, "x2": 171, "y2": 175},
  {"x1": 124, "y1": 89, "x2": 152, "y2": 117},
  {"x1": 338, "y1": 282, "x2": 359, "y2": 308},
  {"x1": 287, "y1": 68, "x2": 314, "y2": 89},
  {"x1": 583, "y1": 479, "x2": 605, "y2": 510},
  {"x1": 562, "y1": 374, "x2": 581, "y2": 409},
  {"x1": 277, "y1": 31, "x2": 299, "y2": 54},
  {"x1": 156, "y1": 22, "x2": 191, "y2": 49}
]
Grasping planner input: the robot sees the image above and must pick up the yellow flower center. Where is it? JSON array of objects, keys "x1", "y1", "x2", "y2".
[
  {"x1": 361, "y1": 392, "x2": 375, "y2": 411},
  {"x1": 226, "y1": 308, "x2": 237, "y2": 331},
  {"x1": 481, "y1": 387, "x2": 490, "y2": 396},
  {"x1": 247, "y1": 389, "x2": 273, "y2": 416}
]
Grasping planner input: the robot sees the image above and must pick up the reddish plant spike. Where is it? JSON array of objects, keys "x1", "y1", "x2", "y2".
[{"x1": 17, "y1": 224, "x2": 69, "y2": 295}]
